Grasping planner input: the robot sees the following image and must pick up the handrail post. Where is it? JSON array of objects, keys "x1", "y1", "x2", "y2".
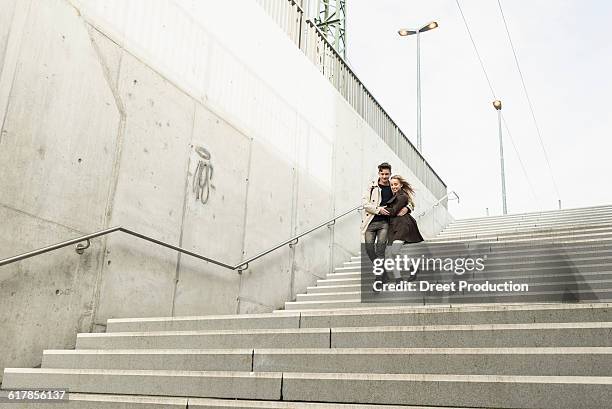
[{"x1": 75, "y1": 239, "x2": 91, "y2": 255}]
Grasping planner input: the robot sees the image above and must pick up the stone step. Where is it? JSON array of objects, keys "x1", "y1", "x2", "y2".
[
  {"x1": 297, "y1": 303, "x2": 612, "y2": 327},
  {"x1": 76, "y1": 328, "x2": 330, "y2": 350},
  {"x1": 310, "y1": 272, "x2": 612, "y2": 293},
  {"x1": 279, "y1": 302, "x2": 609, "y2": 313},
  {"x1": 3, "y1": 369, "x2": 610, "y2": 408},
  {"x1": 439, "y1": 223, "x2": 612, "y2": 238},
  {"x1": 76, "y1": 322, "x2": 612, "y2": 349},
  {"x1": 353, "y1": 239, "x2": 612, "y2": 259},
  {"x1": 446, "y1": 211, "x2": 612, "y2": 230},
  {"x1": 0, "y1": 391, "x2": 475, "y2": 408},
  {"x1": 440, "y1": 217, "x2": 612, "y2": 235},
  {"x1": 447, "y1": 204, "x2": 612, "y2": 225},
  {"x1": 317, "y1": 272, "x2": 612, "y2": 292},
  {"x1": 298, "y1": 286, "x2": 612, "y2": 303},
  {"x1": 347, "y1": 244, "x2": 612, "y2": 263},
  {"x1": 281, "y1": 372, "x2": 612, "y2": 408},
  {"x1": 428, "y1": 229, "x2": 612, "y2": 244},
  {"x1": 103, "y1": 304, "x2": 611, "y2": 332},
  {"x1": 436, "y1": 226, "x2": 612, "y2": 241},
  {"x1": 41, "y1": 347, "x2": 612, "y2": 376},
  {"x1": 302, "y1": 279, "x2": 612, "y2": 299},
  {"x1": 0, "y1": 392, "x2": 188, "y2": 409},
  {"x1": 1, "y1": 369, "x2": 281, "y2": 401},
  {"x1": 290, "y1": 290, "x2": 612, "y2": 308},
  {"x1": 42, "y1": 349, "x2": 253, "y2": 372},
  {"x1": 284, "y1": 296, "x2": 612, "y2": 310},
  {"x1": 330, "y1": 261, "x2": 612, "y2": 278},
  {"x1": 0, "y1": 390, "x2": 442, "y2": 409},
  {"x1": 328, "y1": 322, "x2": 612, "y2": 348},
  {"x1": 106, "y1": 313, "x2": 300, "y2": 333},
  {"x1": 188, "y1": 399, "x2": 454, "y2": 409}
]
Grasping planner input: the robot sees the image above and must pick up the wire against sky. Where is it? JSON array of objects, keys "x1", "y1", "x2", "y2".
[
  {"x1": 454, "y1": 0, "x2": 496, "y2": 99},
  {"x1": 455, "y1": 0, "x2": 539, "y2": 206},
  {"x1": 496, "y1": 0, "x2": 562, "y2": 205}
]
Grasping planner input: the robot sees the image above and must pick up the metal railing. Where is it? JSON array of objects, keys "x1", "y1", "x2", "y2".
[
  {"x1": 0, "y1": 205, "x2": 363, "y2": 272},
  {"x1": 414, "y1": 190, "x2": 460, "y2": 219},
  {"x1": 0, "y1": 190, "x2": 457, "y2": 270},
  {"x1": 256, "y1": 0, "x2": 448, "y2": 201},
  {"x1": 414, "y1": 190, "x2": 460, "y2": 235}
]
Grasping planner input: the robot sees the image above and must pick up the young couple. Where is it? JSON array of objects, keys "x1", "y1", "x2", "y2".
[{"x1": 361, "y1": 162, "x2": 424, "y2": 286}]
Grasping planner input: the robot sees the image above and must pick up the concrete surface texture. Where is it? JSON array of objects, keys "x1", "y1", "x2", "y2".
[
  {"x1": 2, "y1": 206, "x2": 612, "y2": 408},
  {"x1": 0, "y1": 0, "x2": 451, "y2": 380}
]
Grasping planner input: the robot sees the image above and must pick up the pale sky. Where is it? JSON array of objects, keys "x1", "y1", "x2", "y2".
[{"x1": 345, "y1": 0, "x2": 612, "y2": 219}]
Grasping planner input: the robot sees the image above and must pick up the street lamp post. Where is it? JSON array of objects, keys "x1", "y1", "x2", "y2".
[
  {"x1": 493, "y1": 100, "x2": 508, "y2": 215},
  {"x1": 398, "y1": 21, "x2": 438, "y2": 152}
]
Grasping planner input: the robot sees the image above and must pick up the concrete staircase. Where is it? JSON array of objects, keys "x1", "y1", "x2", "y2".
[{"x1": 2, "y1": 205, "x2": 612, "y2": 408}]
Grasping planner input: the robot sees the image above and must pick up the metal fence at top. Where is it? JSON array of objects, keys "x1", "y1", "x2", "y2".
[{"x1": 256, "y1": 0, "x2": 447, "y2": 201}]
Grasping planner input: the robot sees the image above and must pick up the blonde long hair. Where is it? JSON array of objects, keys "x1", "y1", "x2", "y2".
[{"x1": 390, "y1": 175, "x2": 416, "y2": 209}]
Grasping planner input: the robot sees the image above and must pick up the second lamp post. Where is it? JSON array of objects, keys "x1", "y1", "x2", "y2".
[
  {"x1": 398, "y1": 21, "x2": 438, "y2": 152},
  {"x1": 493, "y1": 99, "x2": 508, "y2": 215}
]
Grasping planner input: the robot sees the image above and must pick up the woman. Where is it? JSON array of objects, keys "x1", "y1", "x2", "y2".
[{"x1": 385, "y1": 175, "x2": 424, "y2": 283}]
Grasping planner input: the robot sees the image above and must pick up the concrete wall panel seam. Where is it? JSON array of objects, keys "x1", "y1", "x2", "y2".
[
  {"x1": 83, "y1": 22, "x2": 128, "y2": 330},
  {"x1": 0, "y1": 203, "x2": 84, "y2": 238},
  {"x1": 0, "y1": 0, "x2": 32, "y2": 145},
  {"x1": 171, "y1": 100, "x2": 198, "y2": 317},
  {"x1": 236, "y1": 295, "x2": 276, "y2": 310},
  {"x1": 236, "y1": 136, "x2": 255, "y2": 314}
]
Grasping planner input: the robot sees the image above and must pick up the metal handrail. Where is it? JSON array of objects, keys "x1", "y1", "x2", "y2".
[
  {"x1": 0, "y1": 205, "x2": 363, "y2": 272},
  {"x1": 0, "y1": 192, "x2": 457, "y2": 271},
  {"x1": 414, "y1": 190, "x2": 460, "y2": 219}
]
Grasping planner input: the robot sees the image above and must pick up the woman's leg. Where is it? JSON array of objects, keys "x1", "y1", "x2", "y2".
[{"x1": 388, "y1": 240, "x2": 405, "y2": 279}]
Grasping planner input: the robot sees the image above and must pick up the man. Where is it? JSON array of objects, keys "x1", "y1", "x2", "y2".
[{"x1": 361, "y1": 163, "x2": 409, "y2": 272}]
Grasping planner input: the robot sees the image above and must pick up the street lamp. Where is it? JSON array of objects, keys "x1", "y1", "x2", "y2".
[
  {"x1": 398, "y1": 21, "x2": 439, "y2": 152},
  {"x1": 493, "y1": 100, "x2": 508, "y2": 215}
]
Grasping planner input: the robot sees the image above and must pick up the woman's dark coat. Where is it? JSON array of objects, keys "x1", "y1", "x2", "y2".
[{"x1": 385, "y1": 191, "x2": 424, "y2": 243}]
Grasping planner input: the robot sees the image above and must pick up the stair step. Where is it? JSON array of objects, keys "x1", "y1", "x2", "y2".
[
  {"x1": 440, "y1": 218, "x2": 612, "y2": 235},
  {"x1": 74, "y1": 322, "x2": 612, "y2": 349},
  {"x1": 429, "y1": 230, "x2": 612, "y2": 244},
  {"x1": 284, "y1": 297, "x2": 612, "y2": 310},
  {"x1": 345, "y1": 246, "x2": 612, "y2": 264},
  {"x1": 254, "y1": 347, "x2": 611, "y2": 376},
  {"x1": 3, "y1": 369, "x2": 610, "y2": 408},
  {"x1": 106, "y1": 313, "x2": 300, "y2": 333},
  {"x1": 351, "y1": 239, "x2": 612, "y2": 260},
  {"x1": 42, "y1": 349, "x2": 253, "y2": 372},
  {"x1": 0, "y1": 392, "x2": 189, "y2": 408},
  {"x1": 282, "y1": 372, "x2": 612, "y2": 408},
  {"x1": 1, "y1": 369, "x2": 281, "y2": 401},
  {"x1": 297, "y1": 303, "x2": 612, "y2": 327},
  {"x1": 310, "y1": 273, "x2": 612, "y2": 294},
  {"x1": 329, "y1": 322, "x2": 612, "y2": 348},
  {"x1": 76, "y1": 328, "x2": 330, "y2": 350},
  {"x1": 447, "y1": 204, "x2": 612, "y2": 225},
  {"x1": 41, "y1": 347, "x2": 612, "y2": 376},
  {"x1": 99, "y1": 304, "x2": 611, "y2": 332},
  {"x1": 0, "y1": 391, "x2": 478, "y2": 408},
  {"x1": 447, "y1": 211, "x2": 612, "y2": 229},
  {"x1": 329, "y1": 261, "x2": 612, "y2": 277}
]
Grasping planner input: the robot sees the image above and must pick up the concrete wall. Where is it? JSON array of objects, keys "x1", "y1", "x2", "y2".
[{"x1": 0, "y1": 0, "x2": 452, "y2": 380}]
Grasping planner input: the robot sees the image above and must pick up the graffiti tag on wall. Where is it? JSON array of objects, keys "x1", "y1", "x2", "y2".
[{"x1": 193, "y1": 146, "x2": 214, "y2": 205}]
